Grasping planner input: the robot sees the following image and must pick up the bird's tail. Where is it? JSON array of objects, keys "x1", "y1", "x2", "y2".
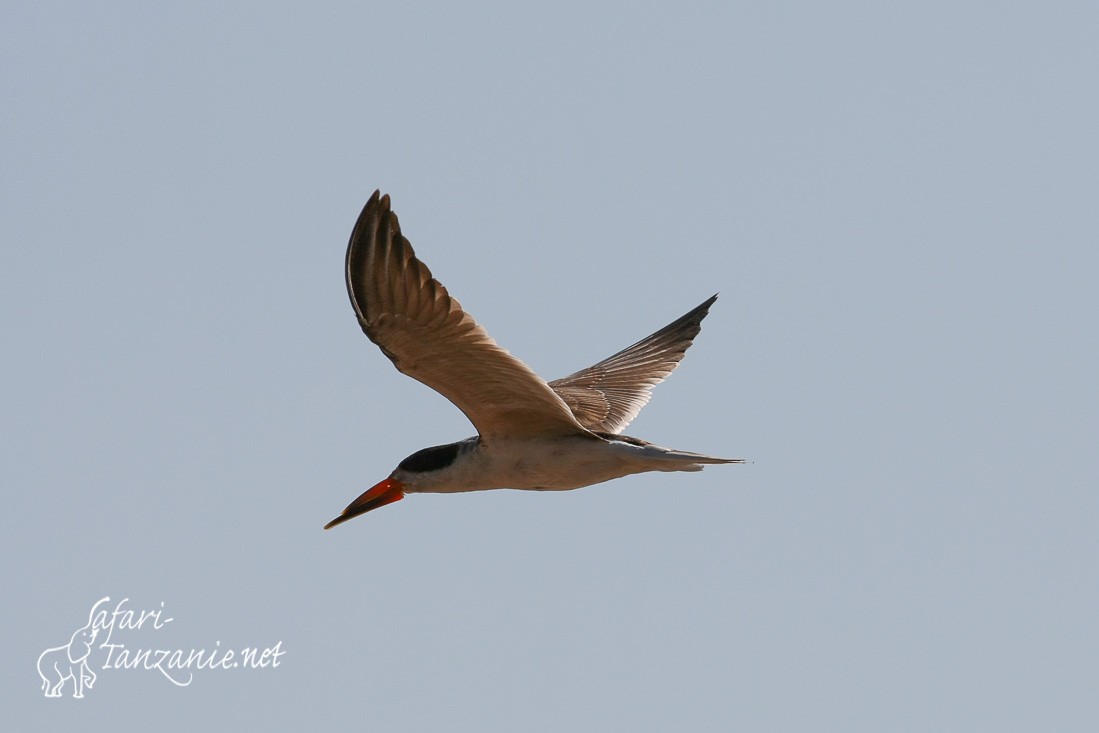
[{"x1": 641, "y1": 445, "x2": 745, "y2": 472}]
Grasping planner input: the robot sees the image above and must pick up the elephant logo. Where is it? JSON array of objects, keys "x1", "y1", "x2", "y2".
[{"x1": 37, "y1": 603, "x2": 101, "y2": 698}]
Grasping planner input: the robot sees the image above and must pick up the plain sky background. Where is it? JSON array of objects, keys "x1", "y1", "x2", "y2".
[{"x1": 4, "y1": 2, "x2": 1097, "y2": 730}]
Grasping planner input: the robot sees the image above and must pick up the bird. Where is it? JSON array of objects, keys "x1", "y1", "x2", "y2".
[{"x1": 324, "y1": 190, "x2": 743, "y2": 529}]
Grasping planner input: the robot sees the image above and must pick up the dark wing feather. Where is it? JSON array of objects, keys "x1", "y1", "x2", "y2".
[
  {"x1": 346, "y1": 191, "x2": 588, "y2": 439},
  {"x1": 548, "y1": 295, "x2": 718, "y2": 433}
]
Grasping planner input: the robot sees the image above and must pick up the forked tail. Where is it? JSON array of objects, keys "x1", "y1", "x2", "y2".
[{"x1": 641, "y1": 444, "x2": 745, "y2": 472}]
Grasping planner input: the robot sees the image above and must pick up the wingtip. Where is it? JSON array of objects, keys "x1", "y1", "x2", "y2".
[
  {"x1": 363, "y1": 189, "x2": 389, "y2": 213},
  {"x1": 366, "y1": 189, "x2": 397, "y2": 229},
  {"x1": 686, "y1": 293, "x2": 719, "y2": 319}
]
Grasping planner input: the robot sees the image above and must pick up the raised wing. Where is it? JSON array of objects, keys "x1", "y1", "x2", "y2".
[
  {"x1": 346, "y1": 191, "x2": 588, "y2": 439},
  {"x1": 549, "y1": 295, "x2": 718, "y2": 434}
]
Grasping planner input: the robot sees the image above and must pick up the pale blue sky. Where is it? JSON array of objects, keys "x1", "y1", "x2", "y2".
[{"x1": 4, "y1": 2, "x2": 1097, "y2": 730}]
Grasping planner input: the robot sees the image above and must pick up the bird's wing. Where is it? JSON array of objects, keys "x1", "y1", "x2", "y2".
[
  {"x1": 346, "y1": 191, "x2": 589, "y2": 440},
  {"x1": 548, "y1": 295, "x2": 718, "y2": 434}
]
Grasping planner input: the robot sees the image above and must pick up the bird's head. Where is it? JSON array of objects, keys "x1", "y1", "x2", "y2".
[{"x1": 324, "y1": 441, "x2": 468, "y2": 529}]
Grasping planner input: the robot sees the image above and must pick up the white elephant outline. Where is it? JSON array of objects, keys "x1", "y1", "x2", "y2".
[{"x1": 37, "y1": 607, "x2": 99, "y2": 698}]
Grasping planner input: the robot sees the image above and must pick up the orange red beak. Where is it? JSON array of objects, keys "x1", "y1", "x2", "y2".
[{"x1": 324, "y1": 476, "x2": 406, "y2": 530}]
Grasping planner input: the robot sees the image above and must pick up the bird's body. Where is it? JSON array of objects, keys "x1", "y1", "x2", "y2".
[
  {"x1": 325, "y1": 190, "x2": 742, "y2": 529},
  {"x1": 391, "y1": 434, "x2": 731, "y2": 495}
]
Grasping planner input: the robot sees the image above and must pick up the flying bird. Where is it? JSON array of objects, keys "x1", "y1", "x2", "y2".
[{"x1": 325, "y1": 191, "x2": 742, "y2": 529}]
